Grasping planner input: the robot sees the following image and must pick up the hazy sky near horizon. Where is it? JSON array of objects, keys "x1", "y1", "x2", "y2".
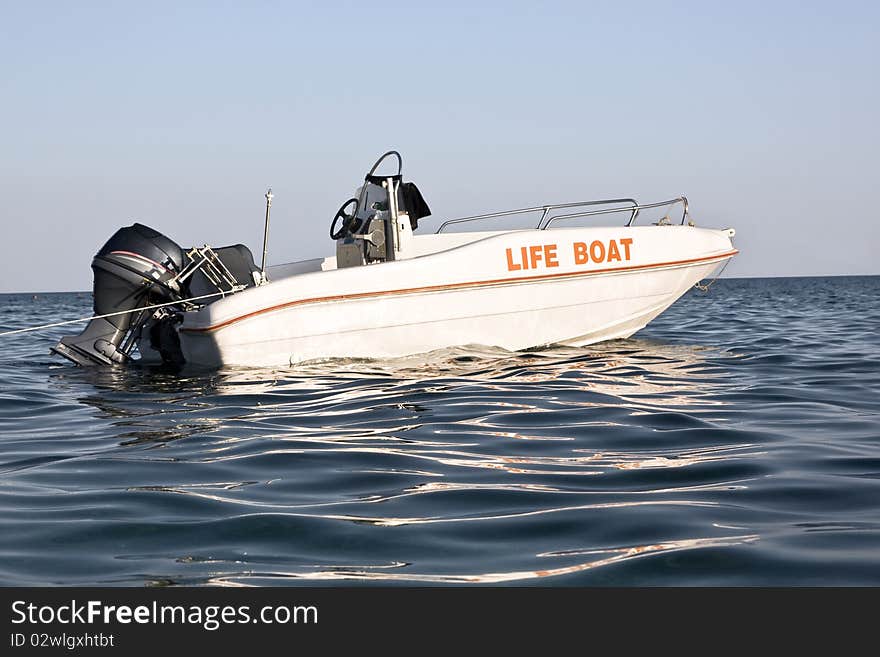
[{"x1": 1, "y1": 1, "x2": 878, "y2": 292}]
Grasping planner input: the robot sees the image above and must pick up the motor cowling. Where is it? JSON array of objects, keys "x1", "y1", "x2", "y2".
[{"x1": 52, "y1": 223, "x2": 188, "y2": 366}]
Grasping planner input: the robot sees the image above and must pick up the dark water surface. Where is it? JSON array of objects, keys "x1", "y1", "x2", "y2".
[{"x1": 1, "y1": 277, "x2": 878, "y2": 586}]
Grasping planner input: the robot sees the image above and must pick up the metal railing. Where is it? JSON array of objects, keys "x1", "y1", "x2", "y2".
[
  {"x1": 544, "y1": 196, "x2": 690, "y2": 228},
  {"x1": 435, "y1": 196, "x2": 691, "y2": 233},
  {"x1": 172, "y1": 245, "x2": 247, "y2": 303}
]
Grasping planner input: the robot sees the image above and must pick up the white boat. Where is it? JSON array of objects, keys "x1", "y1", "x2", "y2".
[{"x1": 53, "y1": 151, "x2": 737, "y2": 368}]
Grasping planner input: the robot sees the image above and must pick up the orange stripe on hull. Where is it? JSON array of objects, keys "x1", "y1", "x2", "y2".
[{"x1": 181, "y1": 250, "x2": 738, "y2": 334}]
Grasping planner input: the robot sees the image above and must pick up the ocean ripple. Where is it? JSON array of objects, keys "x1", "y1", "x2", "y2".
[{"x1": 0, "y1": 276, "x2": 879, "y2": 585}]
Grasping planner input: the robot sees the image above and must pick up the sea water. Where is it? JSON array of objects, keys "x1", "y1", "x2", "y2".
[{"x1": 0, "y1": 276, "x2": 878, "y2": 585}]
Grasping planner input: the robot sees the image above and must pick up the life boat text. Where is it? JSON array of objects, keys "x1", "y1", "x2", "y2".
[{"x1": 505, "y1": 238, "x2": 633, "y2": 272}]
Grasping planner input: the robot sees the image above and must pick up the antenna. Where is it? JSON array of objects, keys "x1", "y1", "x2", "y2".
[{"x1": 260, "y1": 187, "x2": 273, "y2": 284}]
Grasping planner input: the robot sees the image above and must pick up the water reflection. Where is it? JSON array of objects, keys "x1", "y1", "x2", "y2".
[
  {"x1": 30, "y1": 334, "x2": 762, "y2": 584},
  {"x1": 203, "y1": 534, "x2": 760, "y2": 585}
]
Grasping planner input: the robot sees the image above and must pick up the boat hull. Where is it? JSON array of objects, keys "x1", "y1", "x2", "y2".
[{"x1": 176, "y1": 225, "x2": 736, "y2": 367}]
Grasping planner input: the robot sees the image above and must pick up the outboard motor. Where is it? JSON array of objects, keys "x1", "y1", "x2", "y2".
[{"x1": 52, "y1": 223, "x2": 188, "y2": 366}]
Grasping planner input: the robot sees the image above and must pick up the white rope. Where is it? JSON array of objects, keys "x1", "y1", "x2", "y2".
[{"x1": 0, "y1": 291, "x2": 230, "y2": 338}]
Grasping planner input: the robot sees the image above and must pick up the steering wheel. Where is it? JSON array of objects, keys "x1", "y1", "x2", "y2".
[{"x1": 330, "y1": 198, "x2": 360, "y2": 240}]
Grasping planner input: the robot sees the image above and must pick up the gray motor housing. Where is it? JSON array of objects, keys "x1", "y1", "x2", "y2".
[{"x1": 52, "y1": 223, "x2": 186, "y2": 366}]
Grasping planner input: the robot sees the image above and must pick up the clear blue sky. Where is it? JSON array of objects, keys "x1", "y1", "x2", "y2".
[{"x1": 1, "y1": 1, "x2": 877, "y2": 292}]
